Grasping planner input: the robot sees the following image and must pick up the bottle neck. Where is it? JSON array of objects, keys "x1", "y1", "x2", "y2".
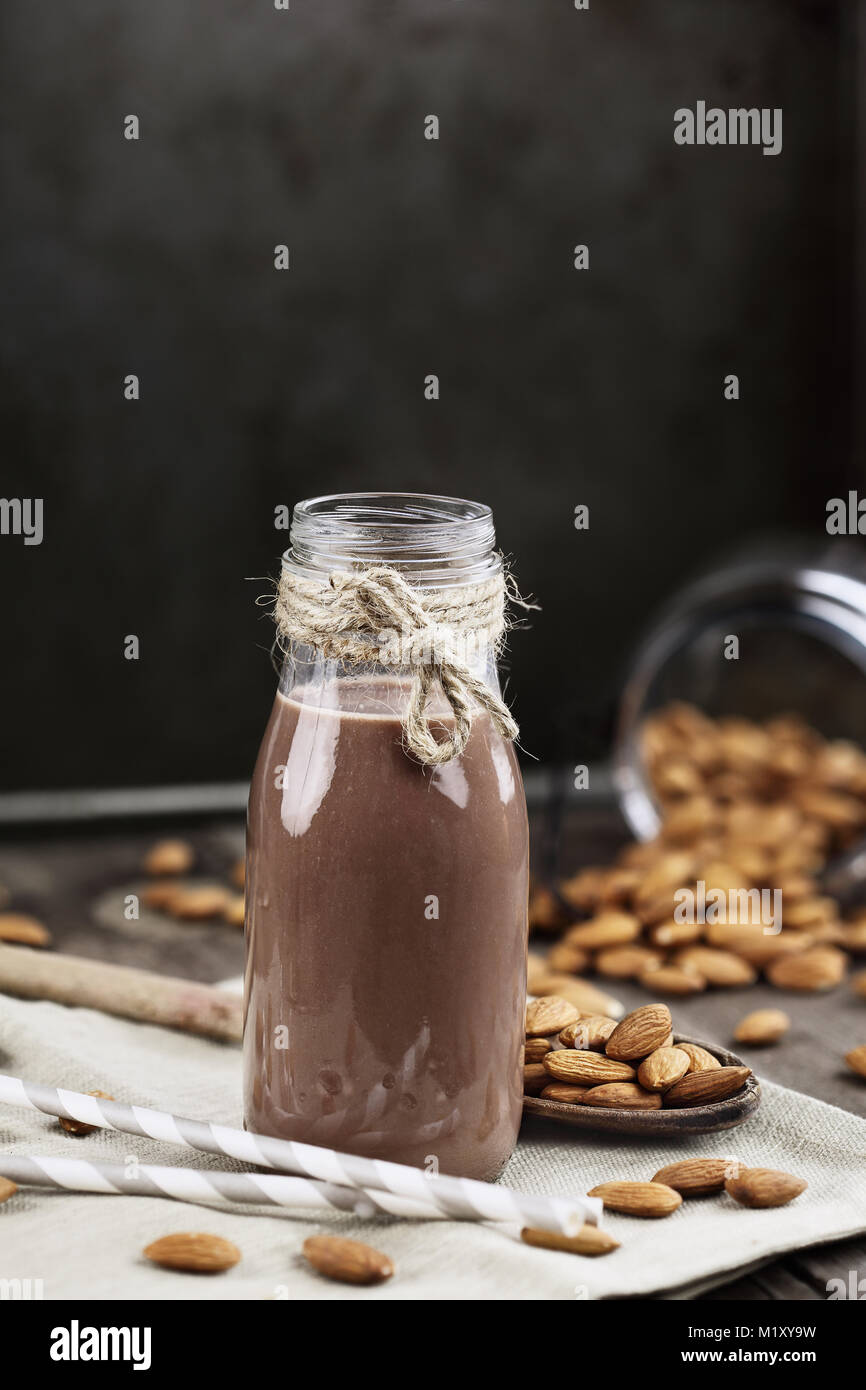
[{"x1": 284, "y1": 492, "x2": 500, "y2": 591}]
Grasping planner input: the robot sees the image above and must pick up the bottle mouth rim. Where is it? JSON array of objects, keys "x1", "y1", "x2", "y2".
[
  {"x1": 293, "y1": 491, "x2": 492, "y2": 531},
  {"x1": 284, "y1": 491, "x2": 499, "y2": 586}
]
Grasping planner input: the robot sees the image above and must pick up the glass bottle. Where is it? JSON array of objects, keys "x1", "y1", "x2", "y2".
[{"x1": 244, "y1": 493, "x2": 529, "y2": 1180}]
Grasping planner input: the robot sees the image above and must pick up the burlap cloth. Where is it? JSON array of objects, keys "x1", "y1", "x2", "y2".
[{"x1": 1, "y1": 992, "x2": 864, "y2": 1301}]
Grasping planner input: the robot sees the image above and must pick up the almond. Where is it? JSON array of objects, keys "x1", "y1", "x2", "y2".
[
  {"x1": 523, "y1": 1038, "x2": 553, "y2": 1063},
  {"x1": 546, "y1": 941, "x2": 589, "y2": 974},
  {"x1": 143, "y1": 1232, "x2": 241, "y2": 1273},
  {"x1": 543, "y1": 1050, "x2": 636, "y2": 1085},
  {"x1": 143, "y1": 839, "x2": 195, "y2": 876},
  {"x1": 564, "y1": 911, "x2": 640, "y2": 950},
  {"x1": 558, "y1": 867, "x2": 606, "y2": 912},
  {"x1": 169, "y1": 886, "x2": 231, "y2": 921},
  {"x1": 794, "y1": 786, "x2": 863, "y2": 830},
  {"x1": 854, "y1": 969, "x2": 866, "y2": 999},
  {"x1": 523, "y1": 1063, "x2": 550, "y2": 1095},
  {"x1": 302, "y1": 1235, "x2": 393, "y2": 1285},
  {"x1": 0, "y1": 1177, "x2": 17, "y2": 1205},
  {"x1": 723, "y1": 929, "x2": 815, "y2": 966},
  {"x1": 559, "y1": 1015, "x2": 617, "y2": 1051},
  {"x1": 640, "y1": 965, "x2": 706, "y2": 995},
  {"x1": 675, "y1": 947, "x2": 757, "y2": 987},
  {"x1": 605, "y1": 1003, "x2": 672, "y2": 1061},
  {"x1": 809, "y1": 922, "x2": 847, "y2": 946},
  {"x1": 141, "y1": 882, "x2": 182, "y2": 911},
  {"x1": 658, "y1": 797, "x2": 718, "y2": 844},
  {"x1": 734, "y1": 1009, "x2": 790, "y2": 1046},
  {"x1": 597, "y1": 866, "x2": 643, "y2": 905},
  {"x1": 223, "y1": 895, "x2": 246, "y2": 928},
  {"x1": 676, "y1": 1042, "x2": 722, "y2": 1073},
  {"x1": 587, "y1": 1181, "x2": 682, "y2": 1217},
  {"x1": 580, "y1": 1083, "x2": 662, "y2": 1109},
  {"x1": 663, "y1": 1065, "x2": 752, "y2": 1108},
  {"x1": 766, "y1": 945, "x2": 848, "y2": 991},
  {"x1": 539, "y1": 1083, "x2": 590, "y2": 1104},
  {"x1": 724, "y1": 1167, "x2": 807, "y2": 1208},
  {"x1": 526, "y1": 951, "x2": 553, "y2": 995},
  {"x1": 841, "y1": 921, "x2": 866, "y2": 954},
  {"x1": 634, "y1": 851, "x2": 696, "y2": 902},
  {"x1": 525, "y1": 995, "x2": 581, "y2": 1037},
  {"x1": 845, "y1": 1045, "x2": 866, "y2": 1078},
  {"x1": 59, "y1": 1090, "x2": 114, "y2": 1136},
  {"x1": 0, "y1": 913, "x2": 51, "y2": 948},
  {"x1": 230, "y1": 857, "x2": 246, "y2": 889},
  {"x1": 637, "y1": 1046, "x2": 690, "y2": 1092},
  {"x1": 651, "y1": 1158, "x2": 732, "y2": 1196},
  {"x1": 527, "y1": 973, "x2": 623, "y2": 1019},
  {"x1": 771, "y1": 873, "x2": 815, "y2": 902},
  {"x1": 781, "y1": 896, "x2": 838, "y2": 929},
  {"x1": 594, "y1": 945, "x2": 663, "y2": 978},
  {"x1": 653, "y1": 759, "x2": 703, "y2": 798},
  {"x1": 529, "y1": 884, "x2": 567, "y2": 932},
  {"x1": 521, "y1": 1224, "x2": 620, "y2": 1256},
  {"x1": 649, "y1": 920, "x2": 703, "y2": 947}
]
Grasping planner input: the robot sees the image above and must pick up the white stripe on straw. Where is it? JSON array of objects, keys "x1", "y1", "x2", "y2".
[
  {"x1": 0, "y1": 1074, "x2": 599, "y2": 1234},
  {"x1": 0, "y1": 1154, "x2": 440, "y2": 1220}
]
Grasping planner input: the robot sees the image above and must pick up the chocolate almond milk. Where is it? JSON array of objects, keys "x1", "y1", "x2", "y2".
[{"x1": 244, "y1": 677, "x2": 528, "y2": 1180}]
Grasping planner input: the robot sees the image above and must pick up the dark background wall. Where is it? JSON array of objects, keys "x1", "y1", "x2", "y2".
[{"x1": 0, "y1": 0, "x2": 858, "y2": 794}]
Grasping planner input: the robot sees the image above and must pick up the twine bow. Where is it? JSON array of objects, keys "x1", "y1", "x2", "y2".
[{"x1": 273, "y1": 564, "x2": 520, "y2": 765}]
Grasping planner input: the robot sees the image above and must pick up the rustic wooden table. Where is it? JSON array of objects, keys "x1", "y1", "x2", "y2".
[{"x1": 0, "y1": 805, "x2": 864, "y2": 1300}]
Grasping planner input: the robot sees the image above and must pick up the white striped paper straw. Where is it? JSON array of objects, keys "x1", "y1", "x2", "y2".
[
  {"x1": 0, "y1": 1074, "x2": 600, "y2": 1234},
  {"x1": 0, "y1": 1154, "x2": 438, "y2": 1220}
]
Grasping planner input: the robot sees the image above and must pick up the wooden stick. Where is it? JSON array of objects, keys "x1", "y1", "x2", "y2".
[{"x1": 0, "y1": 943, "x2": 241, "y2": 1042}]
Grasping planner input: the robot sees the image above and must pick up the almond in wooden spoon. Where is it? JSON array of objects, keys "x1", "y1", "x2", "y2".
[
  {"x1": 663, "y1": 1065, "x2": 752, "y2": 1108},
  {"x1": 676, "y1": 1042, "x2": 722, "y2": 1073},
  {"x1": 543, "y1": 1051, "x2": 636, "y2": 1085},
  {"x1": 605, "y1": 1003, "x2": 672, "y2": 1061},
  {"x1": 580, "y1": 1083, "x2": 662, "y2": 1109},
  {"x1": 559, "y1": 1015, "x2": 617, "y2": 1051},
  {"x1": 523, "y1": 1063, "x2": 550, "y2": 1095},
  {"x1": 525, "y1": 995, "x2": 580, "y2": 1037},
  {"x1": 637, "y1": 1046, "x2": 690, "y2": 1093},
  {"x1": 540, "y1": 1083, "x2": 590, "y2": 1104}
]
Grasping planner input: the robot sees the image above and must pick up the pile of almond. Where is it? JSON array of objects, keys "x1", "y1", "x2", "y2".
[
  {"x1": 530, "y1": 704, "x2": 866, "y2": 995},
  {"x1": 524, "y1": 999, "x2": 752, "y2": 1110}
]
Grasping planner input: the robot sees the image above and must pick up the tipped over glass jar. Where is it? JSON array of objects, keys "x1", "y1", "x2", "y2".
[{"x1": 613, "y1": 539, "x2": 866, "y2": 902}]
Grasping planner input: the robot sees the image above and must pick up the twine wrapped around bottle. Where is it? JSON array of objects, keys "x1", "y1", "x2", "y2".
[{"x1": 273, "y1": 564, "x2": 521, "y2": 765}]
